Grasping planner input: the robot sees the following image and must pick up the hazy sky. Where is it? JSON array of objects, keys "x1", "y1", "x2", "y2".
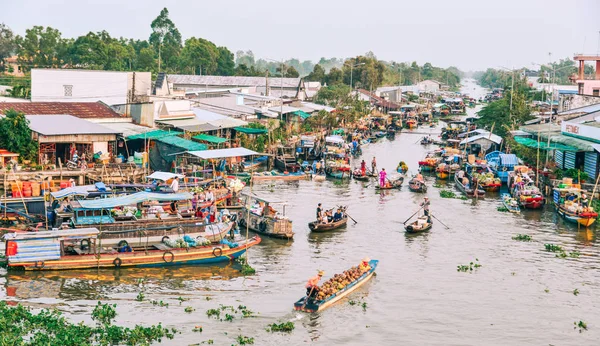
[{"x1": 3, "y1": 0, "x2": 599, "y2": 71}]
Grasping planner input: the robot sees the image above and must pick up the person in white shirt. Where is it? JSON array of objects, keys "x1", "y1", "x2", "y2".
[
  {"x1": 205, "y1": 188, "x2": 214, "y2": 202},
  {"x1": 170, "y1": 177, "x2": 180, "y2": 192}
]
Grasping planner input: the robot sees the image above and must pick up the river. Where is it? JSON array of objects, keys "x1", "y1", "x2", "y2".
[{"x1": 1, "y1": 80, "x2": 599, "y2": 345}]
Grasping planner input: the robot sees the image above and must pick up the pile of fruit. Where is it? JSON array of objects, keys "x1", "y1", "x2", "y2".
[
  {"x1": 316, "y1": 267, "x2": 364, "y2": 301},
  {"x1": 473, "y1": 172, "x2": 500, "y2": 185}
]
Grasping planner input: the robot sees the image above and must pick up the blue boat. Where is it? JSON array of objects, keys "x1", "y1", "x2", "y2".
[
  {"x1": 485, "y1": 151, "x2": 518, "y2": 184},
  {"x1": 294, "y1": 260, "x2": 378, "y2": 313}
]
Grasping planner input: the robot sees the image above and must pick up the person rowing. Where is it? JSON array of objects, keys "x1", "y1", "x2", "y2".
[
  {"x1": 360, "y1": 160, "x2": 367, "y2": 176},
  {"x1": 420, "y1": 197, "x2": 430, "y2": 216},
  {"x1": 306, "y1": 270, "x2": 324, "y2": 299},
  {"x1": 359, "y1": 257, "x2": 371, "y2": 273},
  {"x1": 379, "y1": 168, "x2": 387, "y2": 187}
]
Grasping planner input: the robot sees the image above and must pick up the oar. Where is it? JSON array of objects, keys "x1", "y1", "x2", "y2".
[
  {"x1": 346, "y1": 213, "x2": 358, "y2": 224},
  {"x1": 301, "y1": 286, "x2": 316, "y2": 310},
  {"x1": 402, "y1": 205, "x2": 424, "y2": 224},
  {"x1": 430, "y1": 214, "x2": 449, "y2": 229}
]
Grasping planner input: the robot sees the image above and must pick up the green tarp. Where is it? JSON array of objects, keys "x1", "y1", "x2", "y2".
[
  {"x1": 154, "y1": 136, "x2": 207, "y2": 151},
  {"x1": 514, "y1": 136, "x2": 580, "y2": 151},
  {"x1": 292, "y1": 110, "x2": 312, "y2": 119},
  {"x1": 192, "y1": 133, "x2": 228, "y2": 144},
  {"x1": 234, "y1": 127, "x2": 268, "y2": 135},
  {"x1": 126, "y1": 129, "x2": 182, "y2": 141}
]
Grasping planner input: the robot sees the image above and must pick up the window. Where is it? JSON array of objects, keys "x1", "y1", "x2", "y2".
[
  {"x1": 63, "y1": 85, "x2": 73, "y2": 97},
  {"x1": 593, "y1": 89, "x2": 600, "y2": 97}
]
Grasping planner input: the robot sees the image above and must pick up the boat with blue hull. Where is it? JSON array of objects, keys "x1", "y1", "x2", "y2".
[
  {"x1": 485, "y1": 151, "x2": 518, "y2": 184},
  {"x1": 294, "y1": 260, "x2": 378, "y2": 313}
]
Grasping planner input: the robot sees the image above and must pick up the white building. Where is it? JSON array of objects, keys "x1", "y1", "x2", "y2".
[
  {"x1": 417, "y1": 80, "x2": 442, "y2": 93},
  {"x1": 31, "y1": 69, "x2": 152, "y2": 105}
]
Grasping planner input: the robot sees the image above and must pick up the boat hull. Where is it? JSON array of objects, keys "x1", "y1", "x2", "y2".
[
  {"x1": 308, "y1": 217, "x2": 348, "y2": 232},
  {"x1": 8, "y1": 237, "x2": 261, "y2": 271},
  {"x1": 556, "y1": 206, "x2": 597, "y2": 227},
  {"x1": 294, "y1": 260, "x2": 378, "y2": 313},
  {"x1": 436, "y1": 171, "x2": 449, "y2": 180},
  {"x1": 405, "y1": 222, "x2": 432, "y2": 233}
]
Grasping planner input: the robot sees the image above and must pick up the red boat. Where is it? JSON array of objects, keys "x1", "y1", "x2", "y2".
[
  {"x1": 518, "y1": 195, "x2": 545, "y2": 209},
  {"x1": 512, "y1": 183, "x2": 545, "y2": 209},
  {"x1": 479, "y1": 181, "x2": 501, "y2": 192}
]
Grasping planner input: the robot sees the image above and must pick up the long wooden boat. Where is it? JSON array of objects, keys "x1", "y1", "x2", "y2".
[
  {"x1": 501, "y1": 193, "x2": 520, "y2": 214},
  {"x1": 308, "y1": 216, "x2": 348, "y2": 232},
  {"x1": 4, "y1": 228, "x2": 261, "y2": 271},
  {"x1": 454, "y1": 171, "x2": 485, "y2": 198},
  {"x1": 252, "y1": 171, "x2": 309, "y2": 181},
  {"x1": 405, "y1": 216, "x2": 432, "y2": 233},
  {"x1": 239, "y1": 195, "x2": 294, "y2": 239},
  {"x1": 408, "y1": 179, "x2": 427, "y2": 193},
  {"x1": 242, "y1": 155, "x2": 268, "y2": 171},
  {"x1": 511, "y1": 183, "x2": 544, "y2": 209},
  {"x1": 293, "y1": 260, "x2": 378, "y2": 313},
  {"x1": 375, "y1": 178, "x2": 404, "y2": 190},
  {"x1": 553, "y1": 188, "x2": 597, "y2": 227},
  {"x1": 351, "y1": 169, "x2": 370, "y2": 181}
]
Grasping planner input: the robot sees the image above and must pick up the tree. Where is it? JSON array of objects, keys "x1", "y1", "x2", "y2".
[
  {"x1": 180, "y1": 37, "x2": 218, "y2": 75},
  {"x1": 325, "y1": 67, "x2": 343, "y2": 85},
  {"x1": 215, "y1": 46, "x2": 235, "y2": 76},
  {"x1": 0, "y1": 23, "x2": 16, "y2": 72},
  {"x1": 149, "y1": 7, "x2": 182, "y2": 72},
  {"x1": 137, "y1": 47, "x2": 156, "y2": 71},
  {"x1": 235, "y1": 50, "x2": 255, "y2": 67},
  {"x1": 306, "y1": 64, "x2": 326, "y2": 82},
  {"x1": 0, "y1": 109, "x2": 38, "y2": 162},
  {"x1": 15, "y1": 26, "x2": 66, "y2": 71},
  {"x1": 285, "y1": 66, "x2": 299, "y2": 78}
]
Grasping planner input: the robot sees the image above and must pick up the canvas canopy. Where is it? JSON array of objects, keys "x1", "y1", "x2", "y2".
[
  {"x1": 234, "y1": 127, "x2": 268, "y2": 134},
  {"x1": 186, "y1": 148, "x2": 258, "y2": 160},
  {"x1": 192, "y1": 133, "x2": 228, "y2": 144},
  {"x1": 513, "y1": 137, "x2": 579, "y2": 151},
  {"x1": 146, "y1": 172, "x2": 184, "y2": 181},
  {"x1": 77, "y1": 192, "x2": 192, "y2": 209},
  {"x1": 126, "y1": 129, "x2": 182, "y2": 141}
]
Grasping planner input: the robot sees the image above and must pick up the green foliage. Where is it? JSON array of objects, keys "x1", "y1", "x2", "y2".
[
  {"x1": 440, "y1": 190, "x2": 457, "y2": 198},
  {"x1": 180, "y1": 37, "x2": 219, "y2": 74},
  {"x1": 457, "y1": 259, "x2": 482, "y2": 272},
  {"x1": 206, "y1": 308, "x2": 220, "y2": 319},
  {"x1": 574, "y1": 320, "x2": 587, "y2": 332},
  {"x1": 184, "y1": 306, "x2": 194, "y2": 313},
  {"x1": 0, "y1": 109, "x2": 39, "y2": 162},
  {"x1": 135, "y1": 292, "x2": 145, "y2": 301},
  {"x1": 497, "y1": 206, "x2": 509, "y2": 212},
  {"x1": 236, "y1": 335, "x2": 255, "y2": 345},
  {"x1": 563, "y1": 169, "x2": 589, "y2": 182},
  {"x1": 512, "y1": 234, "x2": 532, "y2": 241},
  {"x1": 0, "y1": 23, "x2": 16, "y2": 71},
  {"x1": 15, "y1": 26, "x2": 68, "y2": 71},
  {"x1": 0, "y1": 301, "x2": 176, "y2": 345},
  {"x1": 474, "y1": 68, "x2": 513, "y2": 89},
  {"x1": 149, "y1": 7, "x2": 182, "y2": 71},
  {"x1": 266, "y1": 322, "x2": 295, "y2": 333},
  {"x1": 573, "y1": 288, "x2": 580, "y2": 296},
  {"x1": 544, "y1": 244, "x2": 563, "y2": 253}
]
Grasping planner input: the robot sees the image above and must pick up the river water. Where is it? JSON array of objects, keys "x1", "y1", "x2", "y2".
[{"x1": 1, "y1": 80, "x2": 599, "y2": 345}]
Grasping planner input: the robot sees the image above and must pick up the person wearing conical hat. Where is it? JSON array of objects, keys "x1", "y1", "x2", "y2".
[
  {"x1": 359, "y1": 257, "x2": 371, "y2": 273},
  {"x1": 306, "y1": 270, "x2": 324, "y2": 298}
]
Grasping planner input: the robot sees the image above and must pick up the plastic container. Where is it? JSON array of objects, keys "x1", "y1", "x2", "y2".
[
  {"x1": 22, "y1": 189, "x2": 32, "y2": 197},
  {"x1": 60, "y1": 181, "x2": 69, "y2": 189},
  {"x1": 563, "y1": 178, "x2": 573, "y2": 185},
  {"x1": 31, "y1": 183, "x2": 41, "y2": 197}
]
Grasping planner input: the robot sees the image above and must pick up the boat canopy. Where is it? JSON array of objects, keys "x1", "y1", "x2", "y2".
[
  {"x1": 147, "y1": 172, "x2": 185, "y2": 181},
  {"x1": 234, "y1": 127, "x2": 268, "y2": 135},
  {"x1": 76, "y1": 192, "x2": 192, "y2": 209},
  {"x1": 499, "y1": 153, "x2": 519, "y2": 166},
  {"x1": 325, "y1": 135, "x2": 345, "y2": 144},
  {"x1": 5, "y1": 228, "x2": 100, "y2": 240},
  {"x1": 50, "y1": 184, "x2": 111, "y2": 199},
  {"x1": 186, "y1": 148, "x2": 258, "y2": 159}
]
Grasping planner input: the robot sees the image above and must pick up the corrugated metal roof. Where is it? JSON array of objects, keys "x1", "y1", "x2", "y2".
[
  {"x1": 154, "y1": 136, "x2": 208, "y2": 151},
  {"x1": 459, "y1": 133, "x2": 502, "y2": 145},
  {"x1": 0, "y1": 101, "x2": 122, "y2": 118},
  {"x1": 558, "y1": 102, "x2": 600, "y2": 115},
  {"x1": 499, "y1": 154, "x2": 519, "y2": 166},
  {"x1": 268, "y1": 105, "x2": 300, "y2": 114},
  {"x1": 187, "y1": 148, "x2": 258, "y2": 159},
  {"x1": 300, "y1": 102, "x2": 335, "y2": 112},
  {"x1": 24, "y1": 114, "x2": 119, "y2": 136},
  {"x1": 147, "y1": 172, "x2": 184, "y2": 181},
  {"x1": 99, "y1": 122, "x2": 153, "y2": 137},
  {"x1": 168, "y1": 74, "x2": 301, "y2": 88},
  {"x1": 126, "y1": 129, "x2": 182, "y2": 141}
]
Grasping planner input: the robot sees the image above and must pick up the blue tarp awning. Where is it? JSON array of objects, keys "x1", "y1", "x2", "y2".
[
  {"x1": 499, "y1": 153, "x2": 518, "y2": 166},
  {"x1": 77, "y1": 192, "x2": 192, "y2": 209}
]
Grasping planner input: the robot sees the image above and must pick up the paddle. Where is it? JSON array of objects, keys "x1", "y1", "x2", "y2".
[
  {"x1": 430, "y1": 213, "x2": 449, "y2": 229},
  {"x1": 302, "y1": 286, "x2": 316, "y2": 309},
  {"x1": 346, "y1": 213, "x2": 358, "y2": 224},
  {"x1": 402, "y1": 205, "x2": 424, "y2": 224}
]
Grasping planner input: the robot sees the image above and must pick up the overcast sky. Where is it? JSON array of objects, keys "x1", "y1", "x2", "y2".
[{"x1": 4, "y1": 0, "x2": 599, "y2": 71}]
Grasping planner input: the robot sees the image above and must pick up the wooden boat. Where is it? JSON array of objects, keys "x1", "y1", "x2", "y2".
[
  {"x1": 252, "y1": 171, "x2": 309, "y2": 181},
  {"x1": 239, "y1": 195, "x2": 294, "y2": 238},
  {"x1": 454, "y1": 171, "x2": 485, "y2": 198},
  {"x1": 274, "y1": 147, "x2": 301, "y2": 173},
  {"x1": 485, "y1": 151, "x2": 517, "y2": 184},
  {"x1": 241, "y1": 155, "x2": 268, "y2": 171},
  {"x1": 553, "y1": 188, "x2": 597, "y2": 227},
  {"x1": 420, "y1": 137, "x2": 434, "y2": 145},
  {"x1": 405, "y1": 216, "x2": 432, "y2": 233},
  {"x1": 435, "y1": 163, "x2": 451, "y2": 180},
  {"x1": 352, "y1": 169, "x2": 370, "y2": 181},
  {"x1": 308, "y1": 206, "x2": 348, "y2": 232},
  {"x1": 3, "y1": 228, "x2": 261, "y2": 271},
  {"x1": 408, "y1": 178, "x2": 427, "y2": 193},
  {"x1": 325, "y1": 166, "x2": 350, "y2": 179},
  {"x1": 386, "y1": 127, "x2": 396, "y2": 137},
  {"x1": 396, "y1": 161, "x2": 408, "y2": 174},
  {"x1": 293, "y1": 260, "x2": 378, "y2": 313},
  {"x1": 501, "y1": 193, "x2": 521, "y2": 214},
  {"x1": 375, "y1": 177, "x2": 404, "y2": 190}
]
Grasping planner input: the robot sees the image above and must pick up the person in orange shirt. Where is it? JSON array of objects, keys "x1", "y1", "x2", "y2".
[{"x1": 306, "y1": 270, "x2": 324, "y2": 297}]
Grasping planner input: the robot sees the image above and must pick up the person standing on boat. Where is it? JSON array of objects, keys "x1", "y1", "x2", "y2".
[
  {"x1": 192, "y1": 193, "x2": 198, "y2": 210},
  {"x1": 360, "y1": 160, "x2": 366, "y2": 176},
  {"x1": 581, "y1": 194, "x2": 589, "y2": 208},
  {"x1": 205, "y1": 188, "x2": 214, "y2": 202},
  {"x1": 170, "y1": 177, "x2": 180, "y2": 192},
  {"x1": 316, "y1": 203, "x2": 323, "y2": 221},
  {"x1": 379, "y1": 168, "x2": 387, "y2": 187},
  {"x1": 306, "y1": 270, "x2": 324, "y2": 298},
  {"x1": 371, "y1": 157, "x2": 377, "y2": 173},
  {"x1": 421, "y1": 197, "x2": 430, "y2": 216}
]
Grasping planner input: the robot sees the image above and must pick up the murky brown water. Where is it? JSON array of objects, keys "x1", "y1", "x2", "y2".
[{"x1": 1, "y1": 80, "x2": 599, "y2": 345}]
